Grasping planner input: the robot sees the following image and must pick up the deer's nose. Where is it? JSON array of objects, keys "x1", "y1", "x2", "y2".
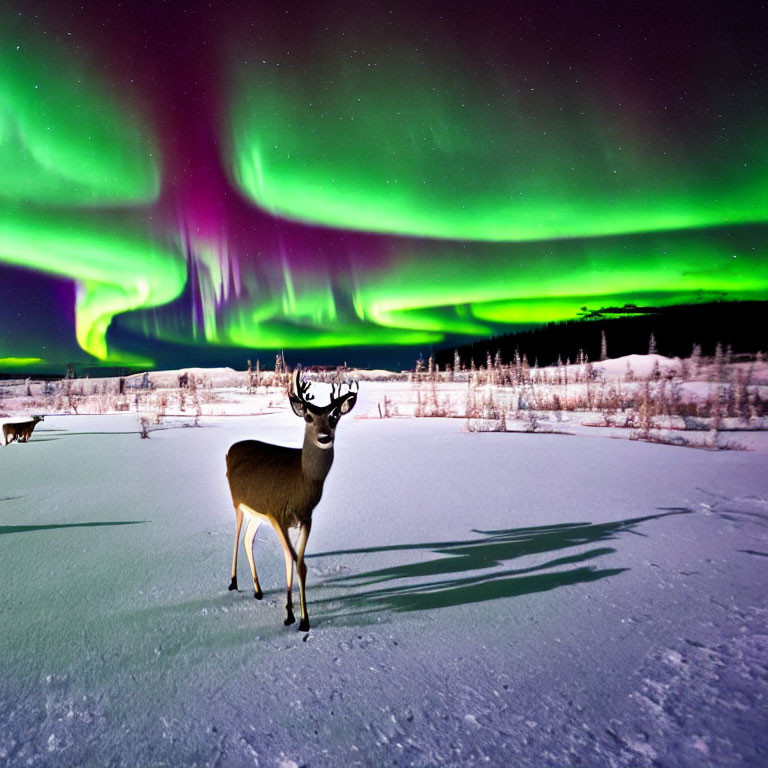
[{"x1": 316, "y1": 433, "x2": 332, "y2": 445}]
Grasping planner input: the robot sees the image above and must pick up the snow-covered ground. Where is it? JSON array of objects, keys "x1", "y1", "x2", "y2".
[{"x1": 1, "y1": 372, "x2": 767, "y2": 767}]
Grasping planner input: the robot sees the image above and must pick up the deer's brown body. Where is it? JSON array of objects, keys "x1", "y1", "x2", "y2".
[
  {"x1": 226, "y1": 437, "x2": 331, "y2": 530},
  {"x1": 226, "y1": 370, "x2": 357, "y2": 631}
]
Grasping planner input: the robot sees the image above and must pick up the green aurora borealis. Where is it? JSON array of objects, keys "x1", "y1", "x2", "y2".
[
  {"x1": 0, "y1": 42, "x2": 159, "y2": 207},
  {"x1": 1, "y1": 1, "x2": 766, "y2": 371},
  {"x1": 231, "y1": 46, "x2": 767, "y2": 242}
]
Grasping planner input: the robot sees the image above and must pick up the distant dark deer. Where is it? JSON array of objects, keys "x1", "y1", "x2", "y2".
[
  {"x1": 226, "y1": 369, "x2": 358, "y2": 631},
  {"x1": 2, "y1": 415, "x2": 44, "y2": 446}
]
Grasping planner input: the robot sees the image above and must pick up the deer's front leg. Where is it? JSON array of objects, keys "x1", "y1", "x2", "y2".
[
  {"x1": 296, "y1": 520, "x2": 312, "y2": 632},
  {"x1": 272, "y1": 521, "x2": 298, "y2": 626},
  {"x1": 282, "y1": 543, "x2": 295, "y2": 625}
]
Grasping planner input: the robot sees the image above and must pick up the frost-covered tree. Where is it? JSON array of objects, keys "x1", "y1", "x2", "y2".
[
  {"x1": 648, "y1": 332, "x2": 657, "y2": 355},
  {"x1": 513, "y1": 347, "x2": 522, "y2": 384},
  {"x1": 713, "y1": 342, "x2": 724, "y2": 382},
  {"x1": 706, "y1": 342, "x2": 727, "y2": 446},
  {"x1": 689, "y1": 343, "x2": 702, "y2": 380},
  {"x1": 465, "y1": 373, "x2": 479, "y2": 419},
  {"x1": 733, "y1": 369, "x2": 750, "y2": 422},
  {"x1": 600, "y1": 330, "x2": 608, "y2": 361},
  {"x1": 636, "y1": 381, "x2": 653, "y2": 440}
]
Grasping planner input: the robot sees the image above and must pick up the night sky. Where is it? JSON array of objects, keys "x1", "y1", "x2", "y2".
[{"x1": 1, "y1": 1, "x2": 766, "y2": 373}]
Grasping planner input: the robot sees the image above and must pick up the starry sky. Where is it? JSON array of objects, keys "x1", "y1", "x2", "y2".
[{"x1": 1, "y1": 0, "x2": 766, "y2": 373}]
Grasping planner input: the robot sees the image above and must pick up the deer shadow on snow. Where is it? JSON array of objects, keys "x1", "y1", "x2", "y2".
[
  {"x1": 0, "y1": 521, "x2": 147, "y2": 536},
  {"x1": 310, "y1": 509, "x2": 691, "y2": 622}
]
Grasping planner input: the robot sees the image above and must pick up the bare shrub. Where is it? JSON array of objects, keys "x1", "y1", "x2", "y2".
[{"x1": 154, "y1": 393, "x2": 168, "y2": 424}]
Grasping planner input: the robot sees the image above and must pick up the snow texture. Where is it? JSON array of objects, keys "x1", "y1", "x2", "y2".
[{"x1": 1, "y1": 392, "x2": 767, "y2": 766}]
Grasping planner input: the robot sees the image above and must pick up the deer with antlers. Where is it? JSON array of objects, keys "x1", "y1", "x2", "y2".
[{"x1": 226, "y1": 368, "x2": 358, "y2": 631}]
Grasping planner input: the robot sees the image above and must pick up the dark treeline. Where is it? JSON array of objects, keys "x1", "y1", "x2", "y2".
[{"x1": 436, "y1": 301, "x2": 767, "y2": 369}]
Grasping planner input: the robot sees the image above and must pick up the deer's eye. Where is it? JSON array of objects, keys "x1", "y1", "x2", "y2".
[
  {"x1": 328, "y1": 410, "x2": 340, "y2": 428},
  {"x1": 304, "y1": 412, "x2": 313, "y2": 423}
]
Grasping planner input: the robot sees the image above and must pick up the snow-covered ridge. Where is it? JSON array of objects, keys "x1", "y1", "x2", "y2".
[{"x1": 2, "y1": 353, "x2": 767, "y2": 451}]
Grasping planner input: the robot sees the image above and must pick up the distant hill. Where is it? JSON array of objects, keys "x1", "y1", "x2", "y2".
[{"x1": 436, "y1": 301, "x2": 767, "y2": 369}]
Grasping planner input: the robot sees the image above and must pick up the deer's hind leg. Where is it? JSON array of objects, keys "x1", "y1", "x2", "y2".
[
  {"x1": 243, "y1": 513, "x2": 264, "y2": 599},
  {"x1": 229, "y1": 504, "x2": 244, "y2": 590}
]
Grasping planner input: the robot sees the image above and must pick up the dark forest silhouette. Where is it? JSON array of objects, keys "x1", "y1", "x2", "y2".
[{"x1": 436, "y1": 301, "x2": 767, "y2": 369}]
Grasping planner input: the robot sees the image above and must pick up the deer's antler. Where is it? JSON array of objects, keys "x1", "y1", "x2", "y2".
[
  {"x1": 291, "y1": 368, "x2": 315, "y2": 403},
  {"x1": 330, "y1": 379, "x2": 359, "y2": 409}
]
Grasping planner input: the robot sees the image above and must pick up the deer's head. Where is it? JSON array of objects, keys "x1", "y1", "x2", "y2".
[{"x1": 289, "y1": 369, "x2": 358, "y2": 450}]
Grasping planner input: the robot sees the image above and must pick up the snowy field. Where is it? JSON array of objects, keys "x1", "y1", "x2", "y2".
[{"x1": 1, "y1": 370, "x2": 767, "y2": 767}]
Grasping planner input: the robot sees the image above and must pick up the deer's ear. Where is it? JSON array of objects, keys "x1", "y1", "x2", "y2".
[
  {"x1": 289, "y1": 396, "x2": 306, "y2": 418},
  {"x1": 339, "y1": 393, "x2": 357, "y2": 415}
]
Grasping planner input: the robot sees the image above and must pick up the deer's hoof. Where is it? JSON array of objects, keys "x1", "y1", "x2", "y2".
[
  {"x1": 228, "y1": 577, "x2": 238, "y2": 591},
  {"x1": 298, "y1": 617, "x2": 310, "y2": 632},
  {"x1": 284, "y1": 610, "x2": 296, "y2": 626},
  {"x1": 254, "y1": 588, "x2": 263, "y2": 600}
]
